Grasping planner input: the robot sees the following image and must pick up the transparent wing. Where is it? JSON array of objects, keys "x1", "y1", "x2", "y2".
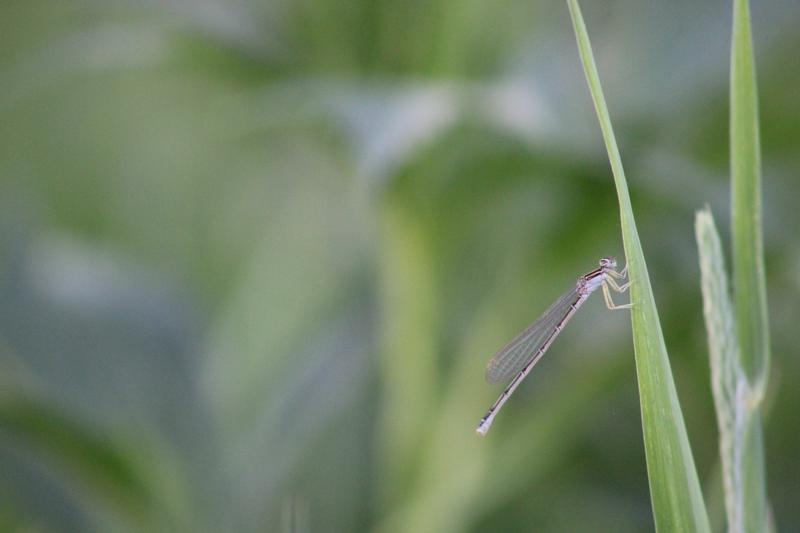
[{"x1": 485, "y1": 285, "x2": 581, "y2": 383}]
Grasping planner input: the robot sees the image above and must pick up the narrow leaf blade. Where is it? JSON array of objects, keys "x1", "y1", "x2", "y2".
[
  {"x1": 567, "y1": 2, "x2": 711, "y2": 531},
  {"x1": 731, "y1": 0, "x2": 770, "y2": 390}
]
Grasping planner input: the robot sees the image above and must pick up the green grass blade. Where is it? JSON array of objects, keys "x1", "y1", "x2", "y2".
[
  {"x1": 689, "y1": 2, "x2": 773, "y2": 529},
  {"x1": 696, "y1": 207, "x2": 769, "y2": 533},
  {"x1": 731, "y1": 0, "x2": 770, "y2": 396},
  {"x1": 567, "y1": 1, "x2": 711, "y2": 531}
]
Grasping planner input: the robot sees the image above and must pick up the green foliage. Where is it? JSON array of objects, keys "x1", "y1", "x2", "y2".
[
  {"x1": 567, "y1": 2, "x2": 710, "y2": 530},
  {"x1": 0, "y1": 1, "x2": 796, "y2": 532},
  {"x1": 692, "y1": 2, "x2": 771, "y2": 532},
  {"x1": 730, "y1": 0, "x2": 770, "y2": 395},
  {"x1": 696, "y1": 209, "x2": 769, "y2": 533}
]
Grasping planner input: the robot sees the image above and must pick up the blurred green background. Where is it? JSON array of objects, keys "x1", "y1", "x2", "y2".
[{"x1": 0, "y1": 1, "x2": 798, "y2": 531}]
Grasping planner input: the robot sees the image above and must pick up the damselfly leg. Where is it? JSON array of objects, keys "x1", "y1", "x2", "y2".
[{"x1": 602, "y1": 265, "x2": 631, "y2": 310}]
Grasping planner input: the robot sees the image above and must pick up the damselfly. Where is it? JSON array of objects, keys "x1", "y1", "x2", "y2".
[{"x1": 476, "y1": 257, "x2": 631, "y2": 435}]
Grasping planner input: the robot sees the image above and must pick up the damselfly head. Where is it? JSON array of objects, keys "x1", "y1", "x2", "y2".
[{"x1": 599, "y1": 256, "x2": 617, "y2": 269}]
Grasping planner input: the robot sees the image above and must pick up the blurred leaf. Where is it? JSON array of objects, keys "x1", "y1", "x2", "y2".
[
  {"x1": 375, "y1": 198, "x2": 440, "y2": 509},
  {"x1": 0, "y1": 384, "x2": 184, "y2": 531},
  {"x1": 730, "y1": 0, "x2": 770, "y2": 397},
  {"x1": 203, "y1": 145, "x2": 366, "y2": 433},
  {"x1": 567, "y1": 1, "x2": 711, "y2": 531}
]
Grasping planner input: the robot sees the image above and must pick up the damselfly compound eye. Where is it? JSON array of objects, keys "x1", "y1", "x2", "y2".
[{"x1": 599, "y1": 256, "x2": 616, "y2": 268}]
